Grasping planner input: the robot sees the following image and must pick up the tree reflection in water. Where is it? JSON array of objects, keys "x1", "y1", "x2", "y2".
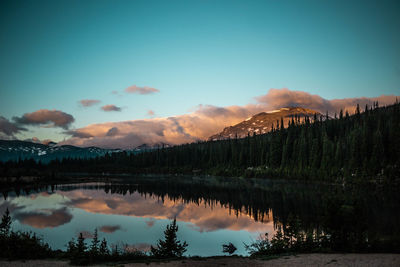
[{"x1": 1, "y1": 176, "x2": 400, "y2": 253}]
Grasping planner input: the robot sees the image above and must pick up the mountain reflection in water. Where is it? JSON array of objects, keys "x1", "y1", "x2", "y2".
[
  {"x1": 0, "y1": 176, "x2": 399, "y2": 255},
  {"x1": 0, "y1": 177, "x2": 276, "y2": 256}
]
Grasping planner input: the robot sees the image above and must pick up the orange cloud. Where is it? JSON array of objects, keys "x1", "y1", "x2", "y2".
[
  {"x1": 125, "y1": 85, "x2": 159, "y2": 95},
  {"x1": 79, "y1": 99, "x2": 100, "y2": 107},
  {"x1": 60, "y1": 105, "x2": 263, "y2": 148},
  {"x1": 101, "y1": 104, "x2": 121, "y2": 112},
  {"x1": 60, "y1": 89, "x2": 399, "y2": 148},
  {"x1": 13, "y1": 109, "x2": 75, "y2": 129},
  {"x1": 256, "y1": 88, "x2": 398, "y2": 115}
]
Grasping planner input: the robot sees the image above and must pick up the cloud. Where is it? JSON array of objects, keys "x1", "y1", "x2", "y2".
[
  {"x1": 79, "y1": 99, "x2": 100, "y2": 107},
  {"x1": 58, "y1": 105, "x2": 262, "y2": 148},
  {"x1": 255, "y1": 88, "x2": 398, "y2": 115},
  {"x1": 0, "y1": 116, "x2": 27, "y2": 137},
  {"x1": 125, "y1": 85, "x2": 159, "y2": 95},
  {"x1": 99, "y1": 225, "x2": 122, "y2": 233},
  {"x1": 23, "y1": 137, "x2": 55, "y2": 145},
  {"x1": 111, "y1": 90, "x2": 123, "y2": 97},
  {"x1": 14, "y1": 207, "x2": 73, "y2": 229},
  {"x1": 147, "y1": 110, "x2": 155, "y2": 116},
  {"x1": 13, "y1": 109, "x2": 75, "y2": 129},
  {"x1": 41, "y1": 139, "x2": 55, "y2": 145},
  {"x1": 101, "y1": 105, "x2": 121, "y2": 112},
  {"x1": 59, "y1": 89, "x2": 399, "y2": 149},
  {"x1": 106, "y1": 127, "x2": 119, "y2": 137},
  {"x1": 64, "y1": 130, "x2": 93, "y2": 138}
]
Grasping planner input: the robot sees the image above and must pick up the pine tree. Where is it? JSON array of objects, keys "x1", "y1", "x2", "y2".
[
  {"x1": 77, "y1": 232, "x2": 86, "y2": 255},
  {"x1": 89, "y1": 228, "x2": 99, "y2": 256},
  {"x1": 99, "y1": 238, "x2": 110, "y2": 256},
  {"x1": 151, "y1": 218, "x2": 188, "y2": 258},
  {"x1": 67, "y1": 238, "x2": 77, "y2": 255},
  {"x1": 0, "y1": 208, "x2": 11, "y2": 236},
  {"x1": 370, "y1": 129, "x2": 384, "y2": 173}
]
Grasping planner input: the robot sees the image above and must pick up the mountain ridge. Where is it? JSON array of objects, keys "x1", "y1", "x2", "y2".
[
  {"x1": 0, "y1": 139, "x2": 172, "y2": 162},
  {"x1": 209, "y1": 107, "x2": 321, "y2": 141}
]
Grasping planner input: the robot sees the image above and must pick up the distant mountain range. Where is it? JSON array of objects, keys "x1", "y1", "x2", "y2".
[
  {"x1": 0, "y1": 140, "x2": 122, "y2": 163},
  {"x1": 0, "y1": 140, "x2": 174, "y2": 163},
  {"x1": 209, "y1": 107, "x2": 321, "y2": 140}
]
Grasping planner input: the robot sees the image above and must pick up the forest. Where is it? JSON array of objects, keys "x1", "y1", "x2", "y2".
[{"x1": 1, "y1": 102, "x2": 400, "y2": 184}]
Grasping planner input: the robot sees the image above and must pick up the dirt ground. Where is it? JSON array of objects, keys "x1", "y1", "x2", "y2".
[{"x1": 0, "y1": 254, "x2": 399, "y2": 266}]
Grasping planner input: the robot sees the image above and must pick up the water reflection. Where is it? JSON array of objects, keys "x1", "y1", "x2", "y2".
[
  {"x1": 59, "y1": 189, "x2": 273, "y2": 233},
  {"x1": 99, "y1": 225, "x2": 121, "y2": 233},
  {"x1": 1, "y1": 176, "x2": 399, "y2": 255},
  {"x1": 0, "y1": 179, "x2": 276, "y2": 256},
  {"x1": 14, "y1": 207, "x2": 72, "y2": 229}
]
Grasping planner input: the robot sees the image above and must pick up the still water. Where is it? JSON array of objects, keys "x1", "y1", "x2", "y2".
[
  {"x1": 1, "y1": 176, "x2": 399, "y2": 255},
  {"x1": 0, "y1": 177, "x2": 276, "y2": 256}
]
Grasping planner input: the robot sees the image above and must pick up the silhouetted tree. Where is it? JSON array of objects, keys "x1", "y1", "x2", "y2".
[
  {"x1": 0, "y1": 208, "x2": 11, "y2": 236},
  {"x1": 77, "y1": 232, "x2": 86, "y2": 255},
  {"x1": 222, "y1": 242, "x2": 237, "y2": 255},
  {"x1": 89, "y1": 228, "x2": 99, "y2": 256},
  {"x1": 99, "y1": 238, "x2": 110, "y2": 256},
  {"x1": 151, "y1": 218, "x2": 188, "y2": 258},
  {"x1": 67, "y1": 238, "x2": 77, "y2": 255}
]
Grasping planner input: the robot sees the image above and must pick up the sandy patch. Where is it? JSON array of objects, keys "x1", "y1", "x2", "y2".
[{"x1": 0, "y1": 254, "x2": 399, "y2": 267}]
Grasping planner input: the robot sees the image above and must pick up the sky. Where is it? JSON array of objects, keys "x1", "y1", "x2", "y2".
[{"x1": 0, "y1": 0, "x2": 399, "y2": 147}]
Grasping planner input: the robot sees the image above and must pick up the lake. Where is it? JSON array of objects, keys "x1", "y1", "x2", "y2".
[{"x1": 0, "y1": 176, "x2": 399, "y2": 256}]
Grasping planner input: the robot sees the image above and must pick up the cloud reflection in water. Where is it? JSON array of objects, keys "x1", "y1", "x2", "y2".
[
  {"x1": 14, "y1": 207, "x2": 73, "y2": 229},
  {"x1": 60, "y1": 189, "x2": 273, "y2": 233}
]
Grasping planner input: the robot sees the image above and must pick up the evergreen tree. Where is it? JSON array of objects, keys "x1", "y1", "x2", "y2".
[
  {"x1": 151, "y1": 218, "x2": 188, "y2": 258},
  {"x1": 89, "y1": 228, "x2": 99, "y2": 256},
  {"x1": 77, "y1": 232, "x2": 87, "y2": 255},
  {"x1": 0, "y1": 208, "x2": 11, "y2": 236},
  {"x1": 99, "y1": 238, "x2": 110, "y2": 256},
  {"x1": 371, "y1": 129, "x2": 384, "y2": 173},
  {"x1": 67, "y1": 238, "x2": 77, "y2": 255},
  {"x1": 356, "y1": 104, "x2": 360, "y2": 116}
]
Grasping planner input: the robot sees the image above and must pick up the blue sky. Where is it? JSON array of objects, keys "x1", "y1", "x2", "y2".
[{"x1": 0, "y1": 0, "x2": 399, "y2": 143}]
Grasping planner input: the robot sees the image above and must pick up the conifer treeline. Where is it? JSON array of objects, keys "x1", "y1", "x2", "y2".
[
  {"x1": 1, "y1": 102, "x2": 399, "y2": 182},
  {"x1": 84, "y1": 102, "x2": 400, "y2": 181}
]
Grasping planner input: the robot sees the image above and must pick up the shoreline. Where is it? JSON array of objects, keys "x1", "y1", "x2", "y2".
[{"x1": 1, "y1": 253, "x2": 400, "y2": 266}]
